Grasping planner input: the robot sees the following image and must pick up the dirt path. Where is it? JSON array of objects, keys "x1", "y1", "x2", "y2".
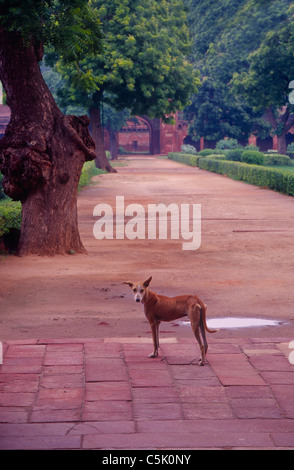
[{"x1": 1, "y1": 156, "x2": 294, "y2": 341}]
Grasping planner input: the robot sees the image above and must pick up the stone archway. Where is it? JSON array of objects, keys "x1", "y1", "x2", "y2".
[
  {"x1": 114, "y1": 112, "x2": 188, "y2": 155},
  {"x1": 119, "y1": 117, "x2": 151, "y2": 154}
]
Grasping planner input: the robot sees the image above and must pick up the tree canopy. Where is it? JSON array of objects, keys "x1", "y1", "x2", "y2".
[
  {"x1": 49, "y1": 0, "x2": 199, "y2": 167},
  {"x1": 52, "y1": 0, "x2": 199, "y2": 114},
  {"x1": 0, "y1": 0, "x2": 102, "y2": 66},
  {"x1": 184, "y1": 0, "x2": 292, "y2": 144},
  {"x1": 232, "y1": 7, "x2": 294, "y2": 153}
]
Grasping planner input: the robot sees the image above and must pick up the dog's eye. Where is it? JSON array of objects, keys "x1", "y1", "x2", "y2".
[
  {"x1": 140, "y1": 289, "x2": 144, "y2": 293},
  {"x1": 133, "y1": 288, "x2": 136, "y2": 293}
]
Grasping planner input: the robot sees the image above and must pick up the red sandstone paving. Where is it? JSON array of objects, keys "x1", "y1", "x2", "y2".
[
  {"x1": 82, "y1": 431, "x2": 274, "y2": 450},
  {"x1": 0, "y1": 337, "x2": 294, "y2": 449},
  {"x1": 85, "y1": 382, "x2": 132, "y2": 401}
]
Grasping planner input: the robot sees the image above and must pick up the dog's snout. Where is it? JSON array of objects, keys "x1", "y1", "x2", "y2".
[{"x1": 136, "y1": 298, "x2": 141, "y2": 302}]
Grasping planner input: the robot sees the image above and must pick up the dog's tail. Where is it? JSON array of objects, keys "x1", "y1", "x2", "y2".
[{"x1": 198, "y1": 300, "x2": 219, "y2": 333}]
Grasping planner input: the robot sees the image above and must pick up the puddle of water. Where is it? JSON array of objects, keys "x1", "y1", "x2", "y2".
[{"x1": 178, "y1": 317, "x2": 286, "y2": 329}]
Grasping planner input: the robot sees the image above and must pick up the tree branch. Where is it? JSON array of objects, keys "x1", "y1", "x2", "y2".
[{"x1": 285, "y1": 113, "x2": 294, "y2": 133}]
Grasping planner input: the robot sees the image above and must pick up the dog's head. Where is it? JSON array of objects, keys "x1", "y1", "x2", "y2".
[{"x1": 123, "y1": 276, "x2": 152, "y2": 303}]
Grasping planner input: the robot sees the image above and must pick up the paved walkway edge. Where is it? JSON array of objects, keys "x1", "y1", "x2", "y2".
[{"x1": 0, "y1": 336, "x2": 294, "y2": 450}]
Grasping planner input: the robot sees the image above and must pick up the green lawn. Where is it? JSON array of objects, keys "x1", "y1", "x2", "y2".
[{"x1": 267, "y1": 165, "x2": 294, "y2": 173}]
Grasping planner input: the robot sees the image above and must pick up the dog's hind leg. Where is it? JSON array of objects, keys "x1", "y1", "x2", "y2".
[
  {"x1": 149, "y1": 321, "x2": 160, "y2": 358},
  {"x1": 200, "y1": 316, "x2": 208, "y2": 355},
  {"x1": 188, "y1": 304, "x2": 206, "y2": 366}
]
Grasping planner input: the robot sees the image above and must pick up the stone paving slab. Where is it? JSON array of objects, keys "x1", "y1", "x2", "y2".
[{"x1": 0, "y1": 336, "x2": 294, "y2": 450}]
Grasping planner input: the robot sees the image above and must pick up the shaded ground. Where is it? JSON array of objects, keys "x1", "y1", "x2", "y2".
[{"x1": 0, "y1": 156, "x2": 294, "y2": 341}]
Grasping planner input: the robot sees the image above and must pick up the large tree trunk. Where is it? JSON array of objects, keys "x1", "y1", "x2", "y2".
[
  {"x1": 109, "y1": 128, "x2": 119, "y2": 160},
  {"x1": 0, "y1": 31, "x2": 97, "y2": 256},
  {"x1": 277, "y1": 131, "x2": 287, "y2": 155},
  {"x1": 89, "y1": 106, "x2": 116, "y2": 172}
]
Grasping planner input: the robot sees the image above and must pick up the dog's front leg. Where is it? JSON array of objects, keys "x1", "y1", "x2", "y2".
[{"x1": 149, "y1": 322, "x2": 160, "y2": 358}]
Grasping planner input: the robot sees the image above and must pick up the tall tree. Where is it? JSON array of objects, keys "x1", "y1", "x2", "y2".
[
  {"x1": 232, "y1": 9, "x2": 294, "y2": 154},
  {"x1": 0, "y1": 0, "x2": 103, "y2": 255},
  {"x1": 184, "y1": 0, "x2": 291, "y2": 144},
  {"x1": 53, "y1": 0, "x2": 199, "y2": 167},
  {"x1": 184, "y1": 77, "x2": 269, "y2": 142},
  {"x1": 102, "y1": 106, "x2": 130, "y2": 160}
]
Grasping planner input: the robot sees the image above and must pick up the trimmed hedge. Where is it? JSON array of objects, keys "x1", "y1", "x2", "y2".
[
  {"x1": 241, "y1": 150, "x2": 265, "y2": 165},
  {"x1": 198, "y1": 149, "x2": 225, "y2": 156},
  {"x1": 225, "y1": 149, "x2": 243, "y2": 161},
  {"x1": 168, "y1": 152, "x2": 200, "y2": 166},
  {"x1": 263, "y1": 153, "x2": 293, "y2": 166},
  {"x1": 198, "y1": 158, "x2": 294, "y2": 196},
  {"x1": 169, "y1": 152, "x2": 226, "y2": 166},
  {"x1": 168, "y1": 152, "x2": 294, "y2": 197}
]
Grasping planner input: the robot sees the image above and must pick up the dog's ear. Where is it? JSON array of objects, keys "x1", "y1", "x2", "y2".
[
  {"x1": 143, "y1": 276, "x2": 152, "y2": 288},
  {"x1": 123, "y1": 281, "x2": 134, "y2": 288}
]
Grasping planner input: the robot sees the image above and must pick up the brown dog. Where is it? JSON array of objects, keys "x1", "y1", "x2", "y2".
[{"x1": 124, "y1": 276, "x2": 218, "y2": 366}]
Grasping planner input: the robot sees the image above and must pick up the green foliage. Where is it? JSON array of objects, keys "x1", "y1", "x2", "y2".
[
  {"x1": 233, "y1": 17, "x2": 294, "y2": 111},
  {"x1": 216, "y1": 139, "x2": 241, "y2": 150},
  {"x1": 181, "y1": 144, "x2": 197, "y2": 155},
  {"x1": 103, "y1": 105, "x2": 130, "y2": 132},
  {"x1": 78, "y1": 161, "x2": 105, "y2": 191},
  {"x1": 168, "y1": 152, "x2": 294, "y2": 196},
  {"x1": 53, "y1": 0, "x2": 199, "y2": 120},
  {"x1": 0, "y1": 200, "x2": 22, "y2": 237},
  {"x1": 168, "y1": 152, "x2": 200, "y2": 166},
  {"x1": 0, "y1": 1, "x2": 103, "y2": 68},
  {"x1": 241, "y1": 150, "x2": 265, "y2": 165},
  {"x1": 184, "y1": 0, "x2": 291, "y2": 142},
  {"x1": 0, "y1": 0, "x2": 104, "y2": 100},
  {"x1": 287, "y1": 142, "x2": 294, "y2": 158},
  {"x1": 0, "y1": 173, "x2": 7, "y2": 199},
  {"x1": 231, "y1": 10, "x2": 294, "y2": 152},
  {"x1": 173, "y1": 147, "x2": 294, "y2": 166},
  {"x1": 198, "y1": 158, "x2": 294, "y2": 196},
  {"x1": 184, "y1": 0, "x2": 245, "y2": 61},
  {"x1": 263, "y1": 154, "x2": 293, "y2": 166},
  {"x1": 225, "y1": 148, "x2": 243, "y2": 161},
  {"x1": 198, "y1": 149, "x2": 225, "y2": 156},
  {"x1": 243, "y1": 143, "x2": 260, "y2": 152}
]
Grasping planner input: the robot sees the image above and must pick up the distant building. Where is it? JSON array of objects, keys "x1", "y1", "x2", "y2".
[
  {"x1": 2, "y1": 102, "x2": 293, "y2": 153},
  {"x1": 108, "y1": 112, "x2": 189, "y2": 155}
]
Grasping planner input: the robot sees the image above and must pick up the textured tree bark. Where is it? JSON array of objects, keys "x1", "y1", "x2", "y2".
[
  {"x1": 108, "y1": 128, "x2": 119, "y2": 160},
  {"x1": 277, "y1": 131, "x2": 287, "y2": 155},
  {"x1": 89, "y1": 106, "x2": 116, "y2": 172},
  {"x1": 0, "y1": 31, "x2": 97, "y2": 255},
  {"x1": 265, "y1": 106, "x2": 294, "y2": 155}
]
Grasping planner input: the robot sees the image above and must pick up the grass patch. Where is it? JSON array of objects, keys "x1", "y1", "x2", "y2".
[{"x1": 267, "y1": 165, "x2": 294, "y2": 173}]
